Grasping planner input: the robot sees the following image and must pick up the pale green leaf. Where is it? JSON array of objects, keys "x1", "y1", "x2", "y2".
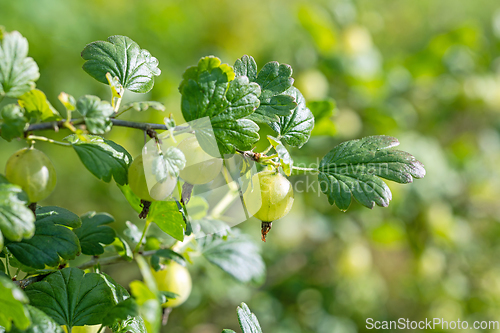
[
  {"x1": 0, "y1": 30, "x2": 39, "y2": 98},
  {"x1": 76, "y1": 95, "x2": 114, "y2": 134},
  {"x1": 0, "y1": 177, "x2": 35, "y2": 242},
  {"x1": 0, "y1": 104, "x2": 27, "y2": 142},
  {"x1": 0, "y1": 276, "x2": 30, "y2": 331},
  {"x1": 18, "y1": 89, "x2": 61, "y2": 122}
]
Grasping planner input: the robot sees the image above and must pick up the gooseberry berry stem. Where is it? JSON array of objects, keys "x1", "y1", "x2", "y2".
[
  {"x1": 26, "y1": 135, "x2": 72, "y2": 147},
  {"x1": 134, "y1": 219, "x2": 152, "y2": 253}
]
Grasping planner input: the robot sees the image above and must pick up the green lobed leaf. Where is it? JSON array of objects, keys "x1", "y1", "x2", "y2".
[
  {"x1": 35, "y1": 205, "x2": 81, "y2": 227},
  {"x1": 148, "y1": 201, "x2": 185, "y2": 241},
  {"x1": 8, "y1": 305, "x2": 63, "y2": 333},
  {"x1": 236, "y1": 303, "x2": 262, "y2": 333},
  {"x1": 81, "y1": 35, "x2": 161, "y2": 93},
  {"x1": 74, "y1": 212, "x2": 116, "y2": 256},
  {"x1": 0, "y1": 177, "x2": 35, "y2": 242},
  {"x1": 25, "y1": 267, "x2": 116, "y2": 327},
  {"x1": 152, "y1": 147, "x2": 185, "y2": 180},
  {"x1": 235, "y1": 55, "x2": 296, "y2": 123},
  {"x1": 66, "y1": 134, "x2": 132, "y2": 185},
  {"x1": 111, "y1": 316, "x2": 146, "y2": 333},
  {"x1": 18, "y1": 89, "x2": 61, "y2": 122},
  {"x1": 318, "y1": 135, "x2": 426, "y2": 211},
  {"x1": 270, "y1": 86, "x2": 314, "y2": 148},
  {"x1": 0, "y1": 104, "x2": 27, "y2": 142},
  {"x1": 180, "y1": 56, "x2": 261, "y2": 156},
  {"x1": 76, "y1": 95, "x2": 114, "y2": 134},
  {"x1": 123, "y1": 101, "x2": 165, "y2": 112},
  {"x1": 0, "y1": 30, "x2": 39, "y2": 98},
  {"x1": 0, "y1": 276, "x2": 30, "y2": 331},
  {"x1": 200, "y1": 230, "x2": 265, "y2": 284},
  {"x1": 101, "y1": 298, "x2": 138, "y2": 328},
  {"x1": 99, "y1": 273, "x2": 145, "y2": 333},
  {"x1": 6, "y1": 206, "x2": 81, "y2": 269}
]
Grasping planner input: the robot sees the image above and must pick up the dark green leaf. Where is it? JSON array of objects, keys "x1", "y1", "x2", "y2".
[
  {"x1": 235, "y1": 55, "x2": 296, "y2": 123},
  {"x1": 0, "y1": 180, "x2": 35, "y2": 242},
  {"x1": 101, "y1": 298, "x2": 138, "y2": 327},
  {"x1": 25, "y1": 268, "x2": 116, "y2": 327},
  {"x1": 200, "y1": 230, "x2": 265, "y2": 283},
  {"x1": 236, "y1": 303, "x2": 262, "y2": 333},
  {"x1": 35, "y1": 206, "x2": 81, "y2": 228},
  {"x1": 123, "y1": 101, "x2": 165, "y2": 112},
  {"x1": 18, "y1": 89, "x2": 60, "y2": 122},
  {"x1": 0, "y1": 104, "x2": 27, "y2": 141},
  {"x1": 148, "y1": 201, "x2": 185, "y2": 241},
  {"x1": 74, "y1": 212, "x2": 116, "y2": 256},
  {"x1": 152, "y1": 147, "x2": 185, "y2": 180},
  {"x1": 98, "y1": 273, "x2": 145, "y2": 333},
  {"x1": 7, "y1": 206, "x2": 81, "y2": 269},
  {"x1": 318, "y1": 135, "x2": 426, "y2": 211},
  {"x1": 0, "y1": 30, "x2": 39, "y2": 98},
  {"x1": 82, "y1": 35, "x2": 161, "y2": 93},
  {"x1": 66, "y1": 134, "x2": 132, "y2": 185},
  {"x1": 111, "y1": 316, "x2": 146, "y2": 333},
  {"x1": 76, "y1": 95, "x2": 114, "y2": 134},
  {"x1": 222, "y1": 330, "x2": 237, "y2": 333},
  {"x1": 180, "y1": 56, "x2": 261, "y2": 155},
  {"x1": 249, "y1": 94, "x2": 296, "y2": 123},
  {"x1": 9, "y1": 305, "x2": 63, "y2": 333},
  {"x1": 270, "y1": 87, "x2": 314, "y2": 148},
  {"x1": 150, "y1": 248, "x2": 186, "y2": 271},
  {"x1": 0, "y1": 276, "x2": 30, "y2": 331}
]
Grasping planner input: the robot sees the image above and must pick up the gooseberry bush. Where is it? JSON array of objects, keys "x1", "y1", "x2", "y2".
[{"x1": 0, "y1": 29, "x2": 425, "y2": 333}]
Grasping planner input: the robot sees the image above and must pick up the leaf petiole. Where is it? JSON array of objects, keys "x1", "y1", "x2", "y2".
[
  {"x1": 26, "y1": 135, "x2": 72, "y2": 147},
  {"x1": 291, "y1": 166, "x2": 319, "y2": 174},
  {"x1": 134, "y1": 219, "x2": 152, "y2": 253}
]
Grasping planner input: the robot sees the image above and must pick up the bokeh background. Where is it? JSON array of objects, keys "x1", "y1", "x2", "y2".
[{"x1": 2, "y1": 0, "x2": 500, "y2": 332}]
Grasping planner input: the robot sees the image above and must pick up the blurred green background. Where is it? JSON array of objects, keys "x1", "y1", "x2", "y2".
[{"x1": 2, "y1": 0, "x2": 500, "y2": 332}]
